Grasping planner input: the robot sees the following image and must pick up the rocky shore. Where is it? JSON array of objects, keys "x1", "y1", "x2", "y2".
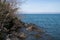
[
  {"x1": 0, "y1": 19, "x2": 43, "y2": 40},
  {"x1": 0, "y1": 0, "x2": 54, "y2": 40},
  {"x1": 0, "y1": 18, "x2": 54, "y2": 40}
]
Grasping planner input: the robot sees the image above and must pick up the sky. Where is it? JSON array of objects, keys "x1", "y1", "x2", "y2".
[{"x1": 18, "y1": 0, "x2": 60, "y2": 13}]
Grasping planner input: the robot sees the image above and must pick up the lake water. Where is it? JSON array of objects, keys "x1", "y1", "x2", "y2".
[{"x1": 18, "y1": 14, "x2": 60, "y2": 40}]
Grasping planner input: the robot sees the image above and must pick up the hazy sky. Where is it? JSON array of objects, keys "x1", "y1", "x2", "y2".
[{"x1": 18, "y1": 0, "x2": 60, "y2": 13}]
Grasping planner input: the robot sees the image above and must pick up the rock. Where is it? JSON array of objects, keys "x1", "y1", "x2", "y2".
[
  {"x1": 26, "y1": 23, "x2": 44, "y2": 33},
  {"x1": 26, "y1": 23, "x2": 37, "y2": 31},
  {"x1": 26, "y1": 26, "x2": 33, "y2": 31},
  {"x1": 17, "y1": 32, "x2": 26, "y2": 39},
  {"x1": 6, "y1": 36, "x2": 20, "y2": 40},
  {"x1": 6, "y1": 38, "x2": 11, "y2": 40},
  {"x1": 24, "y1": 23, "x2": 28, "y2": 27}
]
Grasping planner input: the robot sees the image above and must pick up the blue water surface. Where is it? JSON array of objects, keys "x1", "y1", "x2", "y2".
[{"x1": 19, "y1": 14, "x2": 60, "y2": 40}]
